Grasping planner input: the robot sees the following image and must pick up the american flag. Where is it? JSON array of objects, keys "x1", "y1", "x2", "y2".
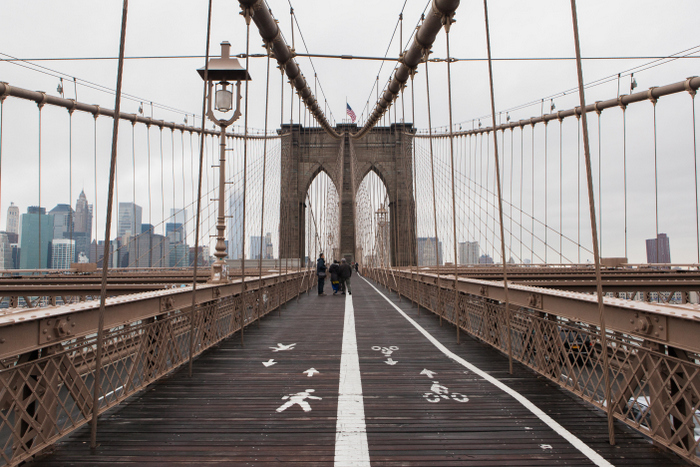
[{"x1": 346, "y1": 103, "x2": 356, "y2": 123}]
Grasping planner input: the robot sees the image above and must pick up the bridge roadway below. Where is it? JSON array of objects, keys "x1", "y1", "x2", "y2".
[{"x1": 29, "y1": 276, "x2": 685, "y2": 466}]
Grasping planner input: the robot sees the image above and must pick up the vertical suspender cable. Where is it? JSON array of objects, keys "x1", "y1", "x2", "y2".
[
  {"x1": 569, "y1": 0, "x2": 614, "y2": 445},
  {"x1": 147, "y1": 125, "x2": 153, "y2": 267},
  {"x1": 38, "y1": 102, "x2": 43, "y2": 270},
  {"x1": 130, "y1": 123, "x2": 136, "y2": 267},
  {"x1": 621, "y1": 103, "x2": 628, "y2": 261},
  {"x1": 410, "y1": 73, "x2": 419, "y2": 311},
  {"x1": 483, "y1": 0, "x2": 513, "y2": 374},
  {"x1": 241, "y1": 14, "x2": 252, "y2": 294},
  {"x1": 690, "y1": 89, "x2": 699, "y2": 264},
  {"x1": 258, "y1": 54, "x2": 271, "y2": 311},
  {"x1": 91, "y1": 0, "x2": 129, "y2": 448},
  {"x1": 189, "y1": 0, "x2": 213, "y2": 375},
  {"x1": 444, "y1": 24, "x2": 460, "y2": 342},
  {"x1": 0, "y1": 96, "x2": 3, "y2": 232},
  {"x1": 424, "y1": 53, "x2": 442, "y2": 325},
  {"x1": 544, "y1": 121, "x2": 548, "y2": 263},
  {"x1": 576, "y1": 114, "x2": 581, "y2": 263},
  {"x1": 69, "y1": 110, "x2": 74, "y2": 260},
  {"x1": 559, "y1": 118, "x2": 563, "y2": 263},
  {"x1": 597, "y1": 110, "x2": 602, "y2": 256},
  {"x1": 652, "y1": 95, "x2": 659, "y2": 266}
]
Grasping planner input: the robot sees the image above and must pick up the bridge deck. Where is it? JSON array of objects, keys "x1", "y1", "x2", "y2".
[{"x1": 29, "y1": 276, "x2": 685, "y2": 466}]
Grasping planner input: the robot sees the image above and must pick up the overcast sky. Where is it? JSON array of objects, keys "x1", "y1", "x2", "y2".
[{"x1": 0, "y1": 0, "x2": 698, "y2": 263}]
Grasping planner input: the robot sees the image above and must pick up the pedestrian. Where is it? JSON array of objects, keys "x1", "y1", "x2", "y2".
[
  {"x1": 339, "y1": 258, "x2": 352, "y2": 295},
  {"x1": 317, "y1": 253, "x2": 327, "y2": 295},
  {"x1": 354, "y1": 262, "x2": 359, "y2": 275},
  {"x1": 329, "y1": 259, "x2": 340, "y2": 295}
]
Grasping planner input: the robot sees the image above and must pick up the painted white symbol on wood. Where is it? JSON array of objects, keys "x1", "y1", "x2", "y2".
[
  {"x1": 540, "y1": 444, "x2": 553, "y2": 450},
  {"x1": 263, "y1": 359, "x2": 277, "y2": 367},
  {"x1": 384, "y1": 358, "x2": 398, "y2": 365},
  {"x1": 303, "y1": 368, "x2": 319, "y2": 377},
  {"x1": 371, "y1": 345, "x2": 399, "y2": 357},
  {"x1": 270, "y1": 343, "x2": 296, "y2": 352},
  {"x1": 276, "y1": 389, "x2": 322, "y2": 413},
  {"x1": 420, "y1": 369, "x2": 437, "y2": 379},
  {"x1": 422, "y1": 381, "x2": 469, "y2": 403}
]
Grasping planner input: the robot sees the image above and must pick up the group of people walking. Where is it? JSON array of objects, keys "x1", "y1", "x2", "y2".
[{"x1": 316, "y1": 253, "x2": 359, "y2": 296}]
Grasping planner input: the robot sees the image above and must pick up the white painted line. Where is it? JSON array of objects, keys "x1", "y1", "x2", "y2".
[
  {"x1": 334, "y1": 291, "x2": 371, "y2": 466},
  {"x1": 361, "y1": 276, "x2": 614, "y2": 467}
]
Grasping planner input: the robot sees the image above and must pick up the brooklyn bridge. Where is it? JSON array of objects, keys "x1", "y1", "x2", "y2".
[{"x1": 0, "y1": 0, "x2": 698, "y2": 465}]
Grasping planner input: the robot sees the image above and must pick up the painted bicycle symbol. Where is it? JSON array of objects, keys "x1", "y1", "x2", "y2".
[
  {"x1": 371, "y1": 345, "x2": 398, "y2": 356},
  {"x1": 423, "y1": 381, "x2": 469, "y2": 403}
]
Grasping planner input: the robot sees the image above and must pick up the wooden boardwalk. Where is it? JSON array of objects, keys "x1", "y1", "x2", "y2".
[{"x1": 29, "y1": 276, "x2": 687, "y2": 466}]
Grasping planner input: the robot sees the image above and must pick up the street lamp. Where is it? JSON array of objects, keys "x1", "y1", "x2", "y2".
[{"x1": 197, "y1": 41, "x2": 251, "y2": 283}]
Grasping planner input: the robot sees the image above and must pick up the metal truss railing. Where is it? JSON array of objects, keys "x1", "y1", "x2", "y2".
[
  {"x1": 0, "y1": 271, "x2": 314, "y2": 466},
  {"x1": 369, "y1": 267, "x2": 700, "y2": 465}
]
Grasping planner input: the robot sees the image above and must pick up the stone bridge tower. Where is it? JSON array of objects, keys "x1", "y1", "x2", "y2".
[{"x1": 279, "y1": 123, "x2": 416, "y2": 266}]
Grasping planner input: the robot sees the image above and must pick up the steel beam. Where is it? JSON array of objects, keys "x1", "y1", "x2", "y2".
[{"x1": 354, "y1": 0, "x2": 461, "y2": 138}]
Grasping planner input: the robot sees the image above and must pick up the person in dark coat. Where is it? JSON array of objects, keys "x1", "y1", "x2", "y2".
[
  {"x1": 329, "y1": 260, "x2": 340, "y2": 294},
  {"x1": 316, "y1": 253, "x2": 327, "y2": 295},
  {"x1": 354, "y1": 262, "x2": 359, "y2": 274},
  {"x1": 339, "y1": 258, "x2": 352, "y2": 295}
]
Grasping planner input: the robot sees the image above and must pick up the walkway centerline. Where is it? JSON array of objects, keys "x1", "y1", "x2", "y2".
[{"x1": 334, "y1": 292, "x2": 370, "y2": 466}]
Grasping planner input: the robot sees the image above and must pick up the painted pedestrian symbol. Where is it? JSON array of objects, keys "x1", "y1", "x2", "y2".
[
  {"x1": 423, "y1": 381, "x2": 469, "y2": 403},
  {"x1": 276, "y1": 389, "x2": 322, "y2": 413},
  {"x1": 303, "y1": 368, "x2": 319, "y2": 377},
  {"x1": 270, "y1": 343, "x2": 296, "y2": 352},
  {"x1": 372, "y1": 345, "x2": 399, "y2": 365}
]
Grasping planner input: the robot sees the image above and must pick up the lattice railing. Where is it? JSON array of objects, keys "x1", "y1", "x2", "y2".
[
  {"x1": 371, "y1": 268, "x2": 700, "y2": 465},
  {"x1": 0, "y1": 272, "x2": 313, "y2": 466}
]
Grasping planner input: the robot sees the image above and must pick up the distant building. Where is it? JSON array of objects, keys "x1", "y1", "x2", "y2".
[
  {"x1": 0, "y1": 233, "x2": 12, "y2": 270},
  {"x1": 166, "y1": 223, "x2": 184, "y2": 244},
  {"x1": 416, "y1": 237, "x2": 443, "y2": 266},
  {"x1": 74, "y1": 190, "x2": 93, "y2": 261},
  {"x1": 265, "y1": 232, "x2": 273, "y2": 259},
  {"x1": 50, "y1": 239, "x2": 75, "y2": 269},
  {"x1": 6, "y1": 202, "x2": 19, "y2": 235},
  {"x1": 250, "y1": 235, "x2": 262, "y2": 260},
  {"x1": 169, "y1": 243, "x2": 189, "y2": 267},
  {"x1": 646, "y1": 233, "x2": 671, "y2": 264},
  {"x1": 479, "y1": 254, "x2": 494, "y2": 264},
  {"x1": 126, "y1": 225, "x2": 170, "y2": 268},
  {"x1": 19, "y1": 207, "x2": 54, "y2": 269},
  {"x1": 118, "y1": 202, "x2": 142, "y2": 239},
  {"x1": 170, "y1": 208, "x2": 187, "y2": 225},
  {"x1": 49, "y1": 204, "x2": 73, "y2": 241},
  {"x1": 228, "y1": 190, "x2": 244, "y2": 259},
  {"x1": 458, "y1": 241, "x2": 479, "y2": 265}
]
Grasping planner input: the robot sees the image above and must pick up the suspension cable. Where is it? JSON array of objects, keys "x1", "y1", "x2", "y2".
[
  {"x1": 483, "y1": 0, "x2": 513, "y2": 373},
  {"x1": 189, "y1": 0, "x2": 213, "y2": 377},
  {"x1": 569, "y1": 0, "x2": 615, "y2": 446},
  {"x1": 92, "y1": 0, "x2": 129, "y2": 448}
]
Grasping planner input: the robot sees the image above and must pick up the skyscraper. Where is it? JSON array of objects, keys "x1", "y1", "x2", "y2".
[
  {"x1": 264, "y1": 232, "x2": 273, "y2": 259},
  {"x1": 118, "y1": 202, "x2": 142, "y2": 239},
  {"x1": 49, "y1": 204, "x2": 73, "y2": 240},
  {"x1": 416, "y1": 237, "x2": 443, "y2": 266},
  {"x1": 458, "y1": 241, "x2": 479, "y2": 265},
  {"x1": 0, "y1": 233, "x2": 12, "y2": 270},
  {"x1": 6, "y1": 202, "x2": 19, "y2": 235},
  {"x1": 50, "y1": 239, "x2": 75, "y2": 269},
  {"x1": 74, "y1": 190, "x2": 93, "y2": 261},
  {"x1": 228, "y1": 190, "x2": 244, "y2": 260},
  {"x1": 646, "y1": 233, "x2": 671, "y2": 264},
  {"x1": 19, "y1": 207, "x2": 54, "y2": 269},
  {"x1": 250, "y1": 236, "x2": 262, "y2": 260}
]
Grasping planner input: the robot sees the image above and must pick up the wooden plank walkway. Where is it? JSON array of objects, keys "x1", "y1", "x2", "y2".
[{"x1": 29, "y1": 276, "x2": 687, "y2": 466}]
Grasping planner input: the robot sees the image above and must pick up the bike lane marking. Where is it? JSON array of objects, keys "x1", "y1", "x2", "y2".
[
  {"x1": 361, "y1": 275, "x2": 614, "y2": 467},
  {"x1": 334, "y1": 290, "x2": 371, "y2": 466}
]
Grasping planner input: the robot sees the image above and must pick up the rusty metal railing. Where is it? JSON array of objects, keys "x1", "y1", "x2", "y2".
[
  {"x1": 369, "y1": 267, "x2": 700, "y2": 465},
  {"x1": 0, "y1": 271, "x2": 314, "y2": 466}
]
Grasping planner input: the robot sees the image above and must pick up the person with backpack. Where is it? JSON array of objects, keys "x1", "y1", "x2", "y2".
[
  {"x1": 339, "y1": 258, "x2": 352, "y2": 295},
  {"x1": 329, "y1": 260, "x2": 341, "y2": 295}
]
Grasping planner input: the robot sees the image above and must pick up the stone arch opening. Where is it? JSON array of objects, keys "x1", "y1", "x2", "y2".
[{"x1": 304, "y1": 169, "x2": 340, "y2": 263}]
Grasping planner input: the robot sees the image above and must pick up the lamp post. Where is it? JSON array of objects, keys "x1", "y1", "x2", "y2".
[{"x1": 197, "y1": 41, "x2": 251, "y2": 283}]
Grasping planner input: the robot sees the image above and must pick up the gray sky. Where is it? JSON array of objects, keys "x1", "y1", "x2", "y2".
[{"x1": 0, "y1": 0, "x2": 698, "y2": 263}]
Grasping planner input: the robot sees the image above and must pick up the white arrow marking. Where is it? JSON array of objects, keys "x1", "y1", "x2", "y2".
[
  {"x1": 420, "y1": 369, "x2": 437, "y2": 379},
  {"x1": 303, "y1": 368, "x2": 319, "y2": 377},
  {"x1": 270, "y1": 343, "x2": 296, "y2": 352},
  {"x1": 540, "y1": 444, "x2": 553, "y2": 450},
  {"x1": 384, "y1": 358, "x2": 398, "y2": 365},
  {"x1": 263, "y1": 359, "x2": 277, "y2": 367}
]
